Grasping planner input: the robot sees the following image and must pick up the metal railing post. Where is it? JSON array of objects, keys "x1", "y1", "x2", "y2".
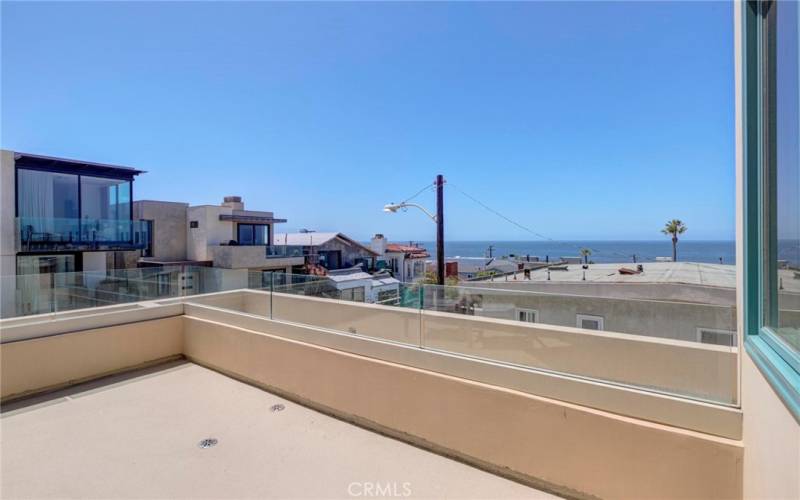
[{"x1": 269, "y1": 271, "x2": 274, "y2": 320}]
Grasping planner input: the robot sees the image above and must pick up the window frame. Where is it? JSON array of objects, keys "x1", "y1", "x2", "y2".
[
  {"x1": 696, "y1": 327, "x2": 737, "y2": 347},
  {"x1": 742, "y1": 0, "x2": 800, "y2": 420},
  {"x1": 576, "y1": 314, "x2": 604, "y2": 331},
  {"x1": 237, "y1": 223, "x2": 270, "y2": 246},
  {"x1": 516, "y1": 308, "x2": 539, "y2": 323}
]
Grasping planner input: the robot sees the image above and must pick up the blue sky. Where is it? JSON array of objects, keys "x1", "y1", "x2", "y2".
[{"x1": 1, "y1": 1, "x2": 734, "y2": 241}]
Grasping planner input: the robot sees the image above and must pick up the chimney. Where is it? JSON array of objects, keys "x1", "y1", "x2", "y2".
[
  {"x1": 371, "y1": 233, "x2": 387, "y2": 255},
  {"x1": 222, "y1": 196, "x2": 244, "y2": 210}
]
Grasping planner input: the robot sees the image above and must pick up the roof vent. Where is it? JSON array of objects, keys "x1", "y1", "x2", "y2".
[{"x1": 198, "y1": 438, "x2": 218, "y2": 449}]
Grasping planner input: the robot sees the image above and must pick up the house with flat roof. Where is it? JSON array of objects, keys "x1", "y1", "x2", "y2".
[
  {"x1": 326, "y1": 266, "x2": 401, "y2": 303},
  {"x1": 0, "y1": 150, "x2": 148, "y2": 316},
  {"x1": 134, "y1": 196, "x2": 305, "y2": 274}
]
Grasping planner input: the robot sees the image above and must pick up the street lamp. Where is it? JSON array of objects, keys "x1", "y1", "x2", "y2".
[
  {"x1": 384, "y1": 175, "x2": 445, "y2": 285},
  {"x1": 382, "y1": 202, "x2": 438, "y2": 221}
]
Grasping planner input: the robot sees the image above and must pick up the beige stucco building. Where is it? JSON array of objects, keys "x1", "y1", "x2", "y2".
[{"x1": 135, "y1": 196, "x2": 304, "y2": 273}]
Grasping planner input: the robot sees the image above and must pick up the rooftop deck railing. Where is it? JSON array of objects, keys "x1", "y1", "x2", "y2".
[{"x1": 0, "y1": 266, "x2": 745, "y2": 406}]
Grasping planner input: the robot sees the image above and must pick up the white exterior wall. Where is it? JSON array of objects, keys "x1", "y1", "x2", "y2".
[
  {"x1": 385, "y1": 252, "x2": 406, "y2": 281},
  {"x1": 187, "y1": 205, "x2": 234, "y2": 261}
]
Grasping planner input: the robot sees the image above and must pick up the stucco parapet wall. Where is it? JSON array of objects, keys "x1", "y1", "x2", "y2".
[
  {"x1": 0, "y1": 301, "x2": 183, "y2": 344},
  {"x1": 208, "y1": 245, "x2": 304, "y2": 269},
  {"x1": 182, "y1": 316, "x2": 743, "y2": 500},
  {"x1": 182, "y1": 296, "x2": 742, "y2": 440},
  {"x1": 1, "y1": 316, "x2": 184, "y2": 400}
]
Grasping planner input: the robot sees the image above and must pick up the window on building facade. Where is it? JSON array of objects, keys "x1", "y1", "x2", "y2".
[
  {"x1": 237, "y1": 224, "x2": 269, "y2": 245},
  {"x1": 341, "y1": 287, "x2": 365, "y2": 302},
  {"x1": 697, "y1": 328, "x2": 736, "y2": 347},
  {"x1": 17, "y1": 169, "x2": 79, "y2": 238},
  {"x1": 142, "y1": 220, "x2": 154, "y2": 258},
  {"x1": 576, "y1": 314, "x2": 604, "y2": 331},
  {"x1": 517, "y1": 308, "x2": 538, "y2": 323}
]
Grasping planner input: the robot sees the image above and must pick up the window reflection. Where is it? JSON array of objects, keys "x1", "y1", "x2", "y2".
[
  {"x1": 237, "y1": 224, "x2": 269, "y2": 245},
  {"x1": 17, "y1": 168, "x2": 79, "y2": 240},
  {"x1": 80, "y1": 176, "x2": 132, "y2": 242},
  {"x1": 770, "y1": 0, "x2": 800, "y2": 353}
]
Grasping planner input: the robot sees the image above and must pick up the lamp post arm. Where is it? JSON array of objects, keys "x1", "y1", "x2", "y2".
[{"x1": 397, "y1": 202, "x2": 438, "y2": 222}]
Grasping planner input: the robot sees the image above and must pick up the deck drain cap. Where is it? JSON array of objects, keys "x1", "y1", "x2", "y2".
[
  {"x1": 270, "y1": 404, "x2": 285, "y2": 412},
  {"x1": 198, "y1": 438, "x2": 218, "y2": 449}
]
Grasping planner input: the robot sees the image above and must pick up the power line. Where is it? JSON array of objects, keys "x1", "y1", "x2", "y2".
[
  {"x1": 448, "y1": 183, "x2": 555, "y2": 242},
  {"x1": 447, "y1": 182, "x2": 659, "y2": 262},
  {"x1": 401, "y1": 182, "x2": 435, "y2": 204}
]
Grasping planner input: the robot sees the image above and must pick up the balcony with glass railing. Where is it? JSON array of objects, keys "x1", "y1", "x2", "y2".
[
  {"x1": 266, "y1": 244, "x2": 305, "y2": 258},
  {"x1": 15, "y1": 217, "x2": 149, "y2": 252},
  {"x1": 0, "y1": 265, "x2": 745, "y2": 498},
  {"x1": 208, "y1": 244, "x2": 305, "y2": 268}
]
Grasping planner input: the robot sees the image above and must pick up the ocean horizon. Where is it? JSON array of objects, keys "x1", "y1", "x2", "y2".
[{"x1": 403, "y1": 240, "x2": 737, "y2": 264}]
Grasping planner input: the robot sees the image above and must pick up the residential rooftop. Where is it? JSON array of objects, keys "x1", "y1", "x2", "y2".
[
  {"x1": 1, "y1": 361, "x2": 553, "y2": 499},
  {"x1": 493, "y1": 261, "x2": 739, "y2": 288}
]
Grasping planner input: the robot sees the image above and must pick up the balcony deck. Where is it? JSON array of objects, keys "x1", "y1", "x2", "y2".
[{"x1": 0, "y1": 361, "x2": 556, "y2": 499}]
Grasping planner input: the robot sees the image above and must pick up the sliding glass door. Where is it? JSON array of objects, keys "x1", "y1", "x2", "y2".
[{"x1": 80, "y1": 176, "x2": 132, "y2": 242}]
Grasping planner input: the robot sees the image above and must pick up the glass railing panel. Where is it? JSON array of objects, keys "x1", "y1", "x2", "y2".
[
  {"x1": 266, "y1": 245, "x2": 305, "y2": 258},
  {"x1": 0, "y1": 267, "x2": 185, "y2": 320},
  {"x1": 420, "y1": 283, "x2": 737, "y2": 404},
  {"x1": 16, "y1": 217, "x2": 148, "y2": 250},
  {"x1": 0, "y1": 265, "x2": 740, "y2": 405},
  {"x1": 256, "y1": 272, "x2": 421, "y2": 346}
]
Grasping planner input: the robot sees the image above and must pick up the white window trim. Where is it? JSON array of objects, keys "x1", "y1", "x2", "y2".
[
  {"x1": 516, "y1": 308, "x2": 539, "y2": 323},
  {"x1": 696, "y1": 327, "x2": 736, "y2": 346},
  {"x1": 576, "y1": 314, "x2": 604, "y2": 331}
]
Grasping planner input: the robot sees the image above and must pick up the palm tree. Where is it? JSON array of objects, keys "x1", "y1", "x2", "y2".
[
  {"x1": 579, "y1": 247, "x2": 592, "y2": 264},
  {"x1": 661, "y1": 219, "x2": 687, "y2": 262}
]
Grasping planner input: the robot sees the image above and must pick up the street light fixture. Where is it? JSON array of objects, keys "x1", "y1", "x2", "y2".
[
  {"x1": 384, "y1": 174, "x2": 445, "y2": 285},
  {"x1": 382, "y1": 202, "x2": 438, "y2": 222}
]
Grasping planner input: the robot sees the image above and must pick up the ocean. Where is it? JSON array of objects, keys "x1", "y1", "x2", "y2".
[{"x1": 409, "y1": 240, "x2": 737, "y2": 264}]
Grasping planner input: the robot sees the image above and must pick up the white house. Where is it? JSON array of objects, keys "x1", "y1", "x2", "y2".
[{"x1": 370, "y1": 234, "x2": 429, "y2": 282}]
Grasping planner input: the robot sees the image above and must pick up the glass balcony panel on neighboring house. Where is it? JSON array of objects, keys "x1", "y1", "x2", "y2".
[
  {"x1": 15, "y1": 166, "x2": 141, "y2": 251},
  {"x1": 265, "y1": 245, "x2": 305, "y2": 258},
  {"x1": 16, "y1": 217, "x2": 148, "y2": 251}
]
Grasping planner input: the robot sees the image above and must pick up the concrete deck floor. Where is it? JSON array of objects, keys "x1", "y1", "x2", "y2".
[{"x1": 1, "y1": 361, "x2": 557, "y2": 499}]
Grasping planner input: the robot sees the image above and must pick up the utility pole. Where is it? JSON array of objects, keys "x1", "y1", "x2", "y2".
[
  {"x1": 487, "y1": 245, "x2": 494, "y2": 258},
  {"x1": 436, "y1": 174, "x2": 445, "y2": 286}
]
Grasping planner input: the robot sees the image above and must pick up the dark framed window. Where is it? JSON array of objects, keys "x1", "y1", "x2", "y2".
[
  {"x1": 743, "y1": 0, "x2": 800, "y2": 420},
  {"x1": 237, "y1": 224, "x2": 269, "y2": 245},
  {"x1": 16, "y1": 167, "x2": 134, "y2": 244},
  {"x1": 142, "y1": 220, "x2": 154, "y2": 258}
]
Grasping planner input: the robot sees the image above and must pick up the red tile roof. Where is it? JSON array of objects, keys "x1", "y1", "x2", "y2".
[{"x1": 386, "y1": 244, "x2": 430, "y2": 258}]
